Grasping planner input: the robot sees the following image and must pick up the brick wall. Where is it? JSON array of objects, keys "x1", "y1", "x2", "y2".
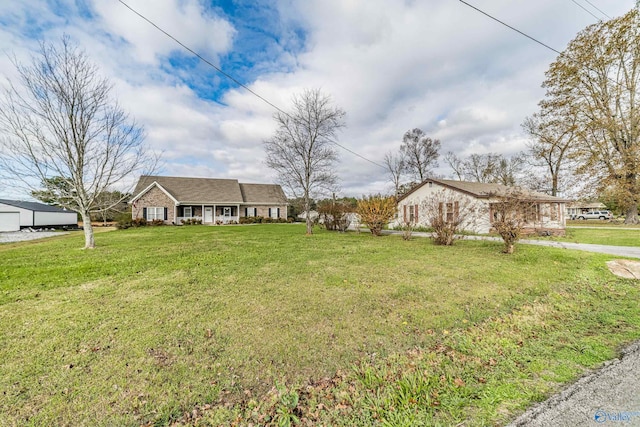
[
  {"x1": 252, "y1": 205, "x2": 287, "y2": 219},
  {"x1": 132, "y1": 186, "x2": 175, "y2": 224}
]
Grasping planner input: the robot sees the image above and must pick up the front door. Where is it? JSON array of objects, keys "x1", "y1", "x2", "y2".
[{"x1": 204, "y1": 207, "x2": 213, "y2": 223}]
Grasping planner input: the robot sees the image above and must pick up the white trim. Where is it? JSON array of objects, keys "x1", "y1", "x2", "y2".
[
  {"x1": 146, "y1": 207, "x2": 164, "y2": 221},
  {"x1": 130, "y1": 181, "x2": 179, "y2": 205},
  {"x1": 204, "y1": 206, "x2": 213, "y2": 223}
]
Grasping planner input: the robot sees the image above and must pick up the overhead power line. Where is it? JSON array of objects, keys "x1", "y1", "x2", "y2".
[
  {"x1": 581, "y1": 0, "x2": 612, "y2": 19},
  {"x1": 569, "y1": 0, "x2": 604, "y2": 21},
  {"x1": 117, "y1": 0, "x2": 386, "y2": 170},
  {"x1": 458, "y1": 0, "x2": 562, "y2": 55},
  {"x1": 458, "y1": 0, "x2": 624, "y2": 89}
]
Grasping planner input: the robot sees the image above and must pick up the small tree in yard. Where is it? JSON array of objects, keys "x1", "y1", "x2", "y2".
[
  {"x1": 0, "y1": 36, "x2": 156, "y2": 248},
  {"x1": 357, "y1": 195, "x2": 396, "y2": 236},
  {"x1": 317, "y1": 198, "x2": 355, "y2": 232},
  {"x1": 264, "y1": 89, "x2": 346, "y2": 235},
  {"x1": 489, "y1": 190, "x2": 537, "y2": 254},
  {"x1": 421, "y1": 190, "x2": 483, "y2": 246}
]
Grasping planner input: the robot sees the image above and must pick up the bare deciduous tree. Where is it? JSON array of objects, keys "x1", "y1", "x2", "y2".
[
  {"x1": 522, "y1": 107, "x2": 579, "y2": 197},
  {"x1": 489, "y1": 190, "x2": 537, "y2": 254},
  {"x1": 0, "y1": 36, "x2": 157, "y2": 248},
  {"x1": 540, "y1": 8, "x2": 640, "y2": 222},
  {"x1": 383, "y1": 151, "x2": 405, "y2": 198},
  {"x1": 264, "y1": 89, "x2": 346, "y2": 234},
  {"x1": 445, "y1": 152, "x2": 525, "y2": 185},
  {"x1": 400, "y1": 128, "x2": 440, "y2": 182},
  {"x1": 420, "y1": 190, "x2": 484, "y2": 246}
]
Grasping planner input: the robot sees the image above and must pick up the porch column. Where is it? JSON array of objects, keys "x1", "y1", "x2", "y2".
[
  {"x1": 213, "y1": 205, "x2": 216, "y2": 224},
  {"x1": 237, "y1": 204, "x2": 240, "y2": 221},
  {"x1": 201, "y1": 204, "x2": 204, "y2": 222}
]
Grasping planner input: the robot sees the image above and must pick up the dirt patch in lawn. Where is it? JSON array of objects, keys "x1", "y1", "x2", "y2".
[{"x1": 606, "y1": 260, "x2": 640, "y2": 279}]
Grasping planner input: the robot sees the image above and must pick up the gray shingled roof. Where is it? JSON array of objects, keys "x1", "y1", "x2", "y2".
[
  {"x1": 132, "y1": 176, "x2": 286, "y2": 204},
  {"x1": 400, "y1": 179, "x2": 568, "y2": 203},
  {"x1": 239, "y1": 183, "x2": 287, "y2": 204},
  {"x1": 0, "y1": 199, "x2": 73, "y2": 213}
]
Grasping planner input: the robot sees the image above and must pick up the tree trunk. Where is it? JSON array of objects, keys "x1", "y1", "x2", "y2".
[
  {"x1": 624, "y1": 204, "x2": 639, "y2": 224},
  {"x1": 504, "y1": 243, "x2": 515, "y2": 254},
  {"x1": 304, "y1": 196, "x2": 313, "y2": 235},
  {"x1": 81, "y1": 211, "x2": 95, "y2": 249},
  {"x1": 551, "y1": 173, "x2": 558, "y2": 197}
]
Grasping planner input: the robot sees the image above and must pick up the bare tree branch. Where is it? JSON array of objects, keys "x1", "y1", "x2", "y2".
[
  {"x1": 0, "y1": 36, "x2": 158, "y2": 248},
  {"x1": 264, "y1": 89, "x2": 346, "y2": 234},
  {"x1": 400, "y1": 128, "x2": 440, "y2": 182},
  {"x1": 540, "y1": 8, "x2": 640, "y2": 222},
  {"x1": 383, "y1": 151, "x2": 405, "y2": 198}
]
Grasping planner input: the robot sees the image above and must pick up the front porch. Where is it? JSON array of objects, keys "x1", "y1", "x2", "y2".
[{"x1": 176, "y1": 204, "x2": 240, "y2": 225}]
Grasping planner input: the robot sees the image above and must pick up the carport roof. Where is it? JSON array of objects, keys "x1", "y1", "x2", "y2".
[{"x1": 0, "y1": 199, "x2": 72, "y2": 213}]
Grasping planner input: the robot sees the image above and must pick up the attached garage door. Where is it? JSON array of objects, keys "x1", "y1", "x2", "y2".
[{"x1": 0, "y1": 212, "x2": 20, "y2": 232}]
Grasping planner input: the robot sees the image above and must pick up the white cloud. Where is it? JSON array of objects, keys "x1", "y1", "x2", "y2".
[
  {"x1": 0, "y1": 0, "x2": 635, "y2": 199},
  {"x1": 92, "y1": 0, "x2": 235, "y2": 65}
]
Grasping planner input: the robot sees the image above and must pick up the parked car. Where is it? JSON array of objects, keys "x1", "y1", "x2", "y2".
[{"x1": 575, "y1": 210, "x2": 613, "y2": 220}]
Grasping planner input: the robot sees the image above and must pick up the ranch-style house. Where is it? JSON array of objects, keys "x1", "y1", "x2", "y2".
[{"x1": 130, "y1": 175, "x2": 288, "y2": 225}]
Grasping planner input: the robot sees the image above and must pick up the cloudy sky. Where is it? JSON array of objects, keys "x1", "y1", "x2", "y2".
[{"x1": 0, "y1": 0, "x2": 635, "y2": 197}]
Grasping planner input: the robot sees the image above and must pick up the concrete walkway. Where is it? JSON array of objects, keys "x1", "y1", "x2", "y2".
[{"x1": 380, "y1": 230, "x2": 640, "y2": 259}]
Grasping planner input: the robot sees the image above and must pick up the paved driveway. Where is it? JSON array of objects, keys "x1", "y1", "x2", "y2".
[
  {"x1": 0, "y1": 231, "x2": 68, "y2": 243},
  {"x1": 380, "y1": 230, "x2": 640, "y2": 259},
  {"x1": 466, "y1": 235, "x2": 640, "y2": 259},
  {"x1": 507, "y1": 341, "x2": 640, "y2": 426}
]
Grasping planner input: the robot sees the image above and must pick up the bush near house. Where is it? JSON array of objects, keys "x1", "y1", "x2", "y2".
[{"x1": 357, "y1": 194, "x2": 397, "y2": 236}]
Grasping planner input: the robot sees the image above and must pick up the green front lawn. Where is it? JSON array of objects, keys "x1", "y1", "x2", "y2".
[
  {"x1": 541, "y1": 226, "x2": 640, "y2": 246},
  {"x1": 1, "y1": 225, "x2": 639, "y2": 426}
]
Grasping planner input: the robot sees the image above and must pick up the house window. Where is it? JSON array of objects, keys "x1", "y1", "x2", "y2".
[
  {"x1": 246, "y1": 207, "x2": 256, "y2": 217},
  {"x1": 525, "y1": 204, "x2": 540, "y2": 222},
  {"x1": 438, "y1": 202, "x2": 459, "y2": 223},
  {"x1": 270, "y1": 208, "x2": 279, "y2": 219},
  {"x1": 409, "y1": 205, "x2": 415, "y2": 222},
  {"x1": 446, "y1": 202, "x2": 454, "y2": 222},
  {"x1": 183, "y1": 207, "x2": 192, "y2": 218},
  {"x1": 147, "y1": 207, "x2": 164, "y2": 221}
]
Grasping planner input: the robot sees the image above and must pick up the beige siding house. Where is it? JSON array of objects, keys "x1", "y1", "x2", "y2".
[
  {"x1": 394, "y1": 179, "x2": 568, "y2": 235},
  {"x1": 130, "y1": 176, "x2": 288, "y2": 224}
]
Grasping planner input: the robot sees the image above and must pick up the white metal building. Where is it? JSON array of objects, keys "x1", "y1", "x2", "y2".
[{"x1": 0, "y1": 199, "x2": 78, "y2": 229}]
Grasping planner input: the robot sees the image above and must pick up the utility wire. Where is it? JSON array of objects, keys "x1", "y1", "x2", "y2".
[
  {"x1": 581, "y1": 0, "x2": 612, "y2": 19},
  {"x1": 569, "y1": 0, "x2": 603, "y2": 21},
  {"x1": 117, "y1": 0, "x2": 386, "y2": 169},
  {"x1": 458, "y1": 0, "x2": 623, "y2": 89},
  {"x1": 458, "y1": 0, "x2": 562, "y2": 55}
]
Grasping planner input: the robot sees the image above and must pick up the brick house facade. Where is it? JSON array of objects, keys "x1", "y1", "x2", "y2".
[{"x1": 131, "y1": 176, "x2": 288, "y2": 225}]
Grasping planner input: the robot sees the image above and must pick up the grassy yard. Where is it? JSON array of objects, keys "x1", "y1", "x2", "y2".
[
  {"x1": 534, "y1": 225, "x2": 640, "y2": 246},
  {"x1": 1, "y1": 224, "x2": 639, "y2": 426}
]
